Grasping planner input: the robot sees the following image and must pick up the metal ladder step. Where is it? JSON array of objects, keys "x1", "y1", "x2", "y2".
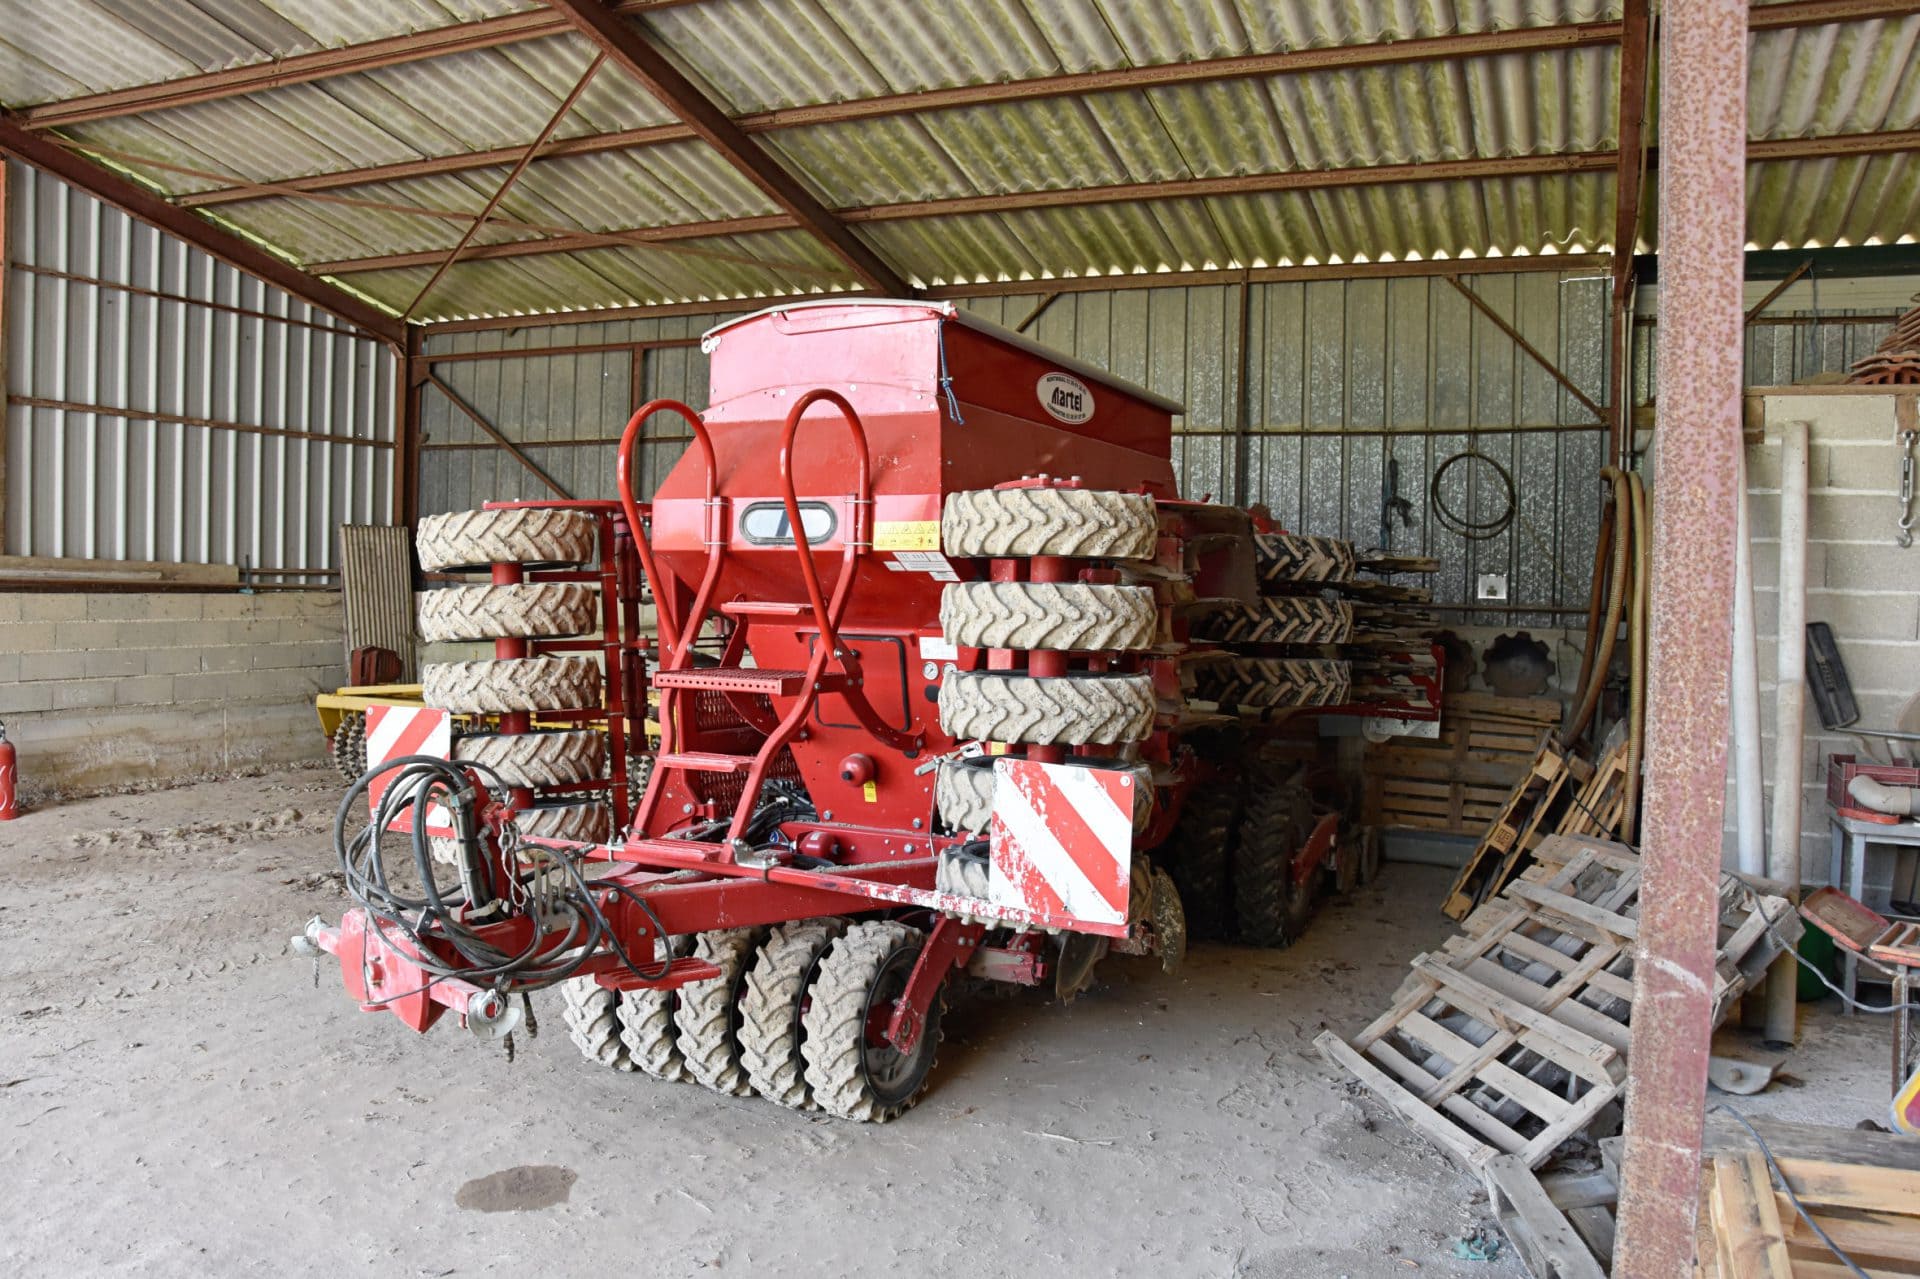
[
  {"x1": 656, "y1": 751, "x2": 756, "y2": 774},
  {"x1": 653, "y1": 667, "x2": 844, "y2": 696}
]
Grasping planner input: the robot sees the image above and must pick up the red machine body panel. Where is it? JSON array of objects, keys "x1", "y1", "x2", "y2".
[{"x1": 644, "y1": 302, "x2": 1183, "y2": 830}]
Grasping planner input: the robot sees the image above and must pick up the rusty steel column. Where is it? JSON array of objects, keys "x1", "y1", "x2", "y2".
[{"x1": 1611, "y1": 1, "x2": 1749, "y2": 1274}]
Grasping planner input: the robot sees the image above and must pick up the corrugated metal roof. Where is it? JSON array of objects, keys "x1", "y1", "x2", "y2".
[{"x1": 3, "y1": 0, "x2": 1917, "y2": 322}]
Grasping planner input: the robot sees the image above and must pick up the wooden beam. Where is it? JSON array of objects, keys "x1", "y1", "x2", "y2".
[
  {"x1": 1744, "y1": 259, "x2": 1815, "y2": 324},
  {"x1": 0, "y1": 118, "x2": 406, "y2": 345},
  {"x1": 1445, "y1": 274, "x2": 1608, "y2": 424},
  {"x1": 1612, "y1": 0, "x2": 1654, "y2": 299},
  {"x1": 421, "y1": 372, "x2": 572, "y2": 499},
  {"x1": 541, "y1": 0, "x2": 911, "y2": 297},
  {"x1": 16, "y1": 2, "x2": 699, "y2": 130}
]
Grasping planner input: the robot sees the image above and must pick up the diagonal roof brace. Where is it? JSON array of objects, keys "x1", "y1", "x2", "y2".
[{"x1": 541, "y1": 0, "x2": 912, "y2": 298}]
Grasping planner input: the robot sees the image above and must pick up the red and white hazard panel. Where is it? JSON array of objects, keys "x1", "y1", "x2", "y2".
[
  {"x1": 987, "y1": 759, "x2": 1133, "y2": 930},
  {"x1": 364, "y1": 704, "x2": 455, "y2": 837}
]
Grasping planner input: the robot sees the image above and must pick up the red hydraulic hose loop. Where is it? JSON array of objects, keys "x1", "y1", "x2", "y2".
[
  {"x1": 779, "y1": 389, "x2": 872, "y2": 657},
  {"x1": 616, "y1": 399, "x2": 716, "y2": 658}
]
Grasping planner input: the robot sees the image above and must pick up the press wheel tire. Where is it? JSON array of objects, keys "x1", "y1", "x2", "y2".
[
  {"x1": 800, "y1": 921, "x2": 940, "y2": 1123},
  {"x1": 453, "y1": 729, "x2": 606, "y2": 789},
  {"x1": 938, "y1": 671, "x2": 1154, "y2": 747},
  {"x1": 416, "y1": 507, "x2": 595, "y2": 572},
  {"x1": 935, "y1": 754, "x2": 1155, "y2": 835},
  {"x1": 1232, "y1": 765, "x2": 1317, "y2": 948},
  {"x1": 935, "y1": 842, "x2": 990, "y2": 898},
  {"x1": 514, "y1": 799, "x2": 610, "y2": 845},
  {"x1": 1160, "y1": 770, "x2": 1242, "y2": 943},
  {"x1": 560, "y1": 977, "x2": 634, "y2": 1071},
  {"x1": 940, "y1": 581, "x2": 1155, "y2": 652},
  {"x1": 416, "y1": 583, "x2": 598, "y2": 643},
  {"x1": 330, "y1": 713, "x2": 366, "y2": 784},
  {"x1": 738, "y1": 918, "x2": 851, "y2": 1109},
  {"x1": 422, "y1": 656, "x2": 601, "y2": 714},
  {"x1": 673, "y1": 928, "x2": 767, "y2": 1096},
  {"x1": 941, "y1": 488, "x2": 1157, "y2": 560},
  {"x1": 618, "y1": 935, "x2": 694, "y2": 1083}
]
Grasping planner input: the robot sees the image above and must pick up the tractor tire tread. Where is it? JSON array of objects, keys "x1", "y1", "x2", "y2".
[
  {"x1": 416, "y1": 507, "x2": 595, "y2": 572},
  {"x1": 560, "y1": 977, "x2": 634, "y2": 1071},
  {"x1": 453, "y1": 729, "x2": 606, "y2": 789},
  {"x1": 800, "y1": 921, "x2": 929, "y2": 1123},
  {"x1": 673, "y1": 928, "x2": 765, "y2": 1097},
  {"x1": 938, "y1": 671, "x2": 1154, "y2": 746},
  {"x1": 940, "y1": 581, "x2": 1155, "y2": 652},
  {"x1": 941, "y1": 488, "x2": 1157, "y2": 560},
  {"x1": 618, "y1": 935, "x2": 693, "y2": 1082},
  {"x1": 738, "y1": 918, "x2": 850, "y2": 1109},
  {"x1": 422, "y1": 656, "x2": 601, "y2": 714},
  {"x1": 416, "y1": 583, "x2": 598, "y2": 643}
]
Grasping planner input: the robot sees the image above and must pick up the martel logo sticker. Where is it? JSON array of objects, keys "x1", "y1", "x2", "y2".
[{"x1": 1037, "y1": 372, "x2": 1094, "y2": 424}]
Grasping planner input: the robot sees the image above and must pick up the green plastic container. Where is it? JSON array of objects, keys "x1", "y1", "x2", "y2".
[{"x1": 1796, "y1": 924, "x2": 1837, "y2": 1002}]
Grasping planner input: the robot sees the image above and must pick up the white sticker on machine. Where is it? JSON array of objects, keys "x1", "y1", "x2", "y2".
[
  {"x1": 887, "y1": 550, "x2": 959, "y2": 581},
  {"x1": 918, "y1": 634, "x2": 958, "y2": 661}
]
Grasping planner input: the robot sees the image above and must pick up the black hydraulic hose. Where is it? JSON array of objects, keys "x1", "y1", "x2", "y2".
[{"x1": 1429, "y1": 449, "x2": 1517, "y2": 541}]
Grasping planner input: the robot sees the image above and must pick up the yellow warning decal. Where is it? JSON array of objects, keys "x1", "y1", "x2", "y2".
[
  {"x1": 873, "y1": 520, "x2": 940, "y2": 551},
  {"x1": 862, "y1": 780, "x2": 879, "y2": 803}
]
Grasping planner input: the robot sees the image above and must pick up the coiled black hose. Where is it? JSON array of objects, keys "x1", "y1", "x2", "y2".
[{"x1": 1429, "y1": 449, "x2": 1517, "y2": 541}]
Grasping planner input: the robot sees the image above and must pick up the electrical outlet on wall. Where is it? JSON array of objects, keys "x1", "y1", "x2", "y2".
[{"x1": 1476, "y1": 573, "x2": 1509, "y2": 601}]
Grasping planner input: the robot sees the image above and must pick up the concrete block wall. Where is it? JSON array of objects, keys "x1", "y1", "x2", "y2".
[
  {"x1": 0, "y1": 591, "x2": 344, "y2": 803},
  {"x1": 1733, "y1": 390, "x2": 1920, "y2": 904}
]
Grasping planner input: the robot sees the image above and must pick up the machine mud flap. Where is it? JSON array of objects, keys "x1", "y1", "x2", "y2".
[{"x1": 987, "y1": 759, "x2": 1133, "y2": 933}]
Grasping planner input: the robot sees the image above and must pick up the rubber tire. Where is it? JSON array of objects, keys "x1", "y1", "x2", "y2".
[
  {"x1": 934, "y1": 754, "x2": 1155, "y2": 835},
  {"x1": 939, "y1": 581, "x2": 1156, "y2": 651},
  {"x1": 800, "y1": 921, "x2": 939, "y2": 1123},
  {"x1": 941, "y1": 488, "x2": 1157, "y2": 560},
  {"x1": 330, "y1": 713, "x2": 366, "y2": 785},
  {"x1": 1200, "y1": 657, "x2": 1351, "y2": 711},
  {"x1": 673, "y1": 928, "x2": 767, "y2": 1097},
  {"x1": 1252, "y1": 531, "x2": 1356, "y2": 586},
  {"x1": 416, "y1": 507, "x2": 595, "y2": 572},
  {"x1": 1232, "y1": 761, "x2": 1317, "y2": 948},
  {"x1": 619, "y1": 935, "x2": 693, "y2": 1083},
  {"x1": 1160, "y1": 769, "x2": 1243, "y2": 943},
  {"x1": 453, "y1": 729, "x2": 606, "y2": 789},
  {"x1": 514, "y1": 799, "x2": 610, "y2": 846},
  {"x1": 738, "y1": 918, "x2": 851, "y2": 1109},
  {"x1": 560, "y1": 977, "x2": 634, "y2": 1071},
  {"x1": 938, "y1": 670, "x2": 1154, "y2": 746},
  {"x1": 1201, "y1": 596, "x2": 1354, "y2": 645},
  {"x1": 422, "y1": 656, "x2": 601, "y2": 714},
  {"x1": 935, "y1": 843, "x2": 991, "y2": 898},
  {"x1": 416, "y1": 583, "x2": 598, "y2": 643}
]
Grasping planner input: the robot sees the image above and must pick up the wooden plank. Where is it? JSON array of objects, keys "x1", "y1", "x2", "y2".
[
  {"x1": 1703, "y1": 1114, "x2": 1920, "y2": 1217},
  {"x1": 1506, "y1": 881, "x2": 1640, "y2": 940},
  {"x1": 1315, "y1": 1031, "x2": 1490, "y2": 1167},
  {"x1": 1486, "y1": 1154, "x2": 1611, "y2": 1279},
  {"x1": 1708, "y1": 1151, "x2": 1793, "y2": 1277},
  {"x1": 1779, "y1": 1199, "x2": 1920, "y2": 1264}
]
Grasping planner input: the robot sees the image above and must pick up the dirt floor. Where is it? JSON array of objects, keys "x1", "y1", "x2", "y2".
[{"x1": 0, "y1": 766, "x2": 1897, "y2": 1278}]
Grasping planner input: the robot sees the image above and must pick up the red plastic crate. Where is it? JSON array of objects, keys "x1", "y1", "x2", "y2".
[{"x1": 1827, "y1": 754, "x2": 1920, "y2": 824}]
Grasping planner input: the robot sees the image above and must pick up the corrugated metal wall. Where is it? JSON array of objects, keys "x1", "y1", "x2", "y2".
[
  {"x1": 418, "y1": 273, "x2": 1896, "y2": 620},
  {"x1": 3, "y1": 159, "x2": 396, "y2": 571}
]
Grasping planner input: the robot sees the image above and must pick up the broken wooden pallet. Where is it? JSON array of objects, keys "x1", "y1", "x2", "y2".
[
  {"x1": 1441, "y1": 738, "x2": 1584, "y2": 920},
  {"x1": 1555, "y1": 741, "x2": 1629, "y2": 840},
  {"x1": 1484, "y1": 1154, "x2": 1615, "y2": 1279},
  {"x1": 1316, "y1": 954, "x2": 1627, "y2": 1171},
  {"x1": 1363, "y1": 693, "x2": 1559, "y2": 837}
]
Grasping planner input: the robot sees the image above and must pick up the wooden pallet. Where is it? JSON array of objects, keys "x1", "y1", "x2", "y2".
[
  {"x1": 1484, "y1": 1155, "x2": 1614, "y2": 1279},
  {"x1": 1555, "y1": 741, "x2": 1629, "y2": 840},
  {"x1": 1363, "y1": 693, "x2": 1561, "y2": 836},
  {"x1": 1695, "y1": 1115, "x2": 1920, "y2": 1277},
  {"x1": 1316, "y1": 954, "x2": 1626, "y2": 1171},
  {"x1": 1440, "y1": 740, "x2": 1584, "y2": 920}
]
